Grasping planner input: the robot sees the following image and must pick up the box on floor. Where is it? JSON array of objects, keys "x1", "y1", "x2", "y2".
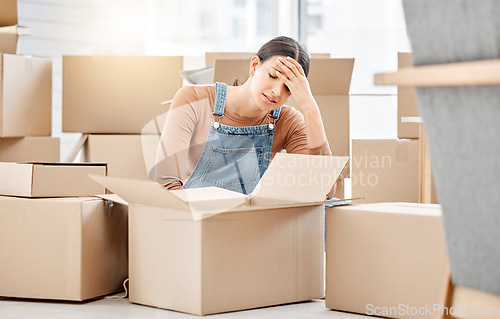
[
  {"x1": 214, "y1": 58, "x2": 353, "y2": 158},
  {"x1": 398, "y1": 52, "x2": 420, "y2": 139},
  {"x1": 0, "y1": 162, "x2": 107, "y2": 197},
  {"x1": 0, "y1": 54, "x2": 52, "y2": 137},
  {"x1": 82, "y1": 134, "x2": 159, "y2": 181},
  {"x1": 63, "y1": 56, "x2": 183, "y2": 134},
  {"x1": 92, "y1": 153, "x2": 349, "y2": 316},
  {"x1": 0, "y1": 196, "x2": 128, "y2": 301},
  {"x1": 0, "y1": 137, "x2": 59, "y2": 162},
  {"x1": 0, "y1": 0, "x2": 17, "y2": 27},
  {"x1": 325, "y1": 203, "x2": 449, "y2": 319}
]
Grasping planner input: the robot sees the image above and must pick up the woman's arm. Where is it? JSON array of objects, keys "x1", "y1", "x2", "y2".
[
  {"x1": 275, "y1": 56, "x2": 330, "y2": 151},
  {"x1": 153, "y1": 86, "x2": 200, "y2": 189}
]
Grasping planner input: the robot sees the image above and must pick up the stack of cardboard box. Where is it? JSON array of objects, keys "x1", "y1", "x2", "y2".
[
  {"x1": 0, "y1": 0, "x2": 59, "y2": 162},
  {"x1": 62, "y1": 55, "x2": 183, "y2": 180},
  {"x1": 0, "y1": 162, "x2": 129, "y2": 301},
  {"x1": 351, "y1": 53, "x2": 439, "y2": 204}
]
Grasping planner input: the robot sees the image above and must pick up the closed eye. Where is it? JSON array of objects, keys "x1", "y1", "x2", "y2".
[{"x1": 269, "y1": 73, "x2": 278, "y2": 79}]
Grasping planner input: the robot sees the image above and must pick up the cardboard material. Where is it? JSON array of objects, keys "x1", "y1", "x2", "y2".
[
  {"x1": 62, "y1": 56, "x2": 183, "y2": 133},
  {"x1": 0, "y1": 162, "x2": 107, "y2": 197},
  {"x1": 326, "y1": 203, "x2": 449, "y2": 319},
  {"x1": 207, "y1": 52, "x2": 331, "y2": 67},
  {"x1": 0, "y1": 196, "x2": 128, "y2": 301},
  {"x1": 352, "y1": 139, "x2": 419, "y2": 203},
  {"x1": 214, "y1": 58, "x2": 353, "y2": 157},
  {"x1": 91, "y1": 153, "x2": 349, "y2": 315},
  {"x1": 0, "y1": 54, "x2": 52, "y2": 137},
  {"x1": 398, "y1": 52, "x2": 420, "y2": 139},
  {"x1": 0, "y1": 137, "x2": 59, "y2": 162},
  {"x1": 0, "y1": 0, "x2": 17, "y2": 27},
  {"x1": 82, "y1": 134, "x2": 159, "y2": 181}
]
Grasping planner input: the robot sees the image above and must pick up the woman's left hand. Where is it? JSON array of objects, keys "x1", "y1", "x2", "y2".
[{"x1": 275, "y1": 56, "x2": 316, "y2": 111}]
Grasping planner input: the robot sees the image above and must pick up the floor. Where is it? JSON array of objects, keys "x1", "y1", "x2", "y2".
[{"x1": 0, "y1": 295, "x2": 369, "y2": 319}]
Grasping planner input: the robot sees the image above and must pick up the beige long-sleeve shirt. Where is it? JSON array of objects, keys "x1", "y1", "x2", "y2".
[{"x1": 154, "y1": 84, "x2": 332, "y2": 189}]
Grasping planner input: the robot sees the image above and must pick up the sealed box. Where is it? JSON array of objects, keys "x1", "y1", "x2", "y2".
[
  {"x1": 0, "y1": 54, "x2": 52, "y2": 137},
  {"x1": 92, "y1": 153, "x2": 349, "y2": 315},
  {"x1": 326, "y1": 203, "x2": 449, "y2": 319},
  {"x1": 398, "y1": 52, "x2": 420, "y2": 139},
  {"x1": 0, "y1": 162, "x2": 107, "y2": 197},
  {"x1": 352, "y1": 139, "x2": 419, "y2": 203},
  {"x1": 82, "y1": 134, "x2": 159, "y2": 181},
  {"x1": 0, "y1": 137, "x2": 59, "y2": 162},
  {"x1": 0, "y1": 196, "x2": 128, "y2": 301},
  {"x1": 62, "y1": 56, "x2": 183, "y2": 133},
  {"x1": 0, "y1": 0, "x2": 17, "y2": 27}
]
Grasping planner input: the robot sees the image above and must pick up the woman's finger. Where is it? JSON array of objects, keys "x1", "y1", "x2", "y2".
[
  {"x1": 285, "y1": 56, "x2": 305, "y2": 76},
  {"x1": 276, "y1": 58, "x2": 295, "y2": 80}
]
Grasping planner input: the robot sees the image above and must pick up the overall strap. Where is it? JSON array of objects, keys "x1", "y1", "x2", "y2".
[
  {"x1": 270, "y1": 107, "x2": 281, "y2": 120},
  {"x1": 213, "y1": 82, "x2": 227, "y2": 117}
]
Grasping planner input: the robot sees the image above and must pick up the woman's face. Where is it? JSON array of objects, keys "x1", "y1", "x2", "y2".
[{"x1": 249, "y1": 55, "x2": 293, "y2": 112}]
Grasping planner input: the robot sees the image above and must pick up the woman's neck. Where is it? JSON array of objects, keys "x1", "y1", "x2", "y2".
[{"x1": 225, "y1": 82, "x2": 267, "y2": 118}]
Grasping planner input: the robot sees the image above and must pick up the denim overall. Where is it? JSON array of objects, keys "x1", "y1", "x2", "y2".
[{"x1": 183, "y1": 82, "x2": 281, "y2": 195}]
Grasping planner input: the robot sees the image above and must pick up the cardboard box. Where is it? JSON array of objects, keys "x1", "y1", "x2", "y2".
[
  {"x1": 352, "y1": 139, "x2": 419, "y2": 203},
  {"x1": 63, "y1": 56, "x2": 183, "y2": 133},
  {"x1": 0, "y1": 196, "x2": 128, "y2": 301},
  {"x1": 0, "y1": 54, "x2": 52, "y2": 137},
  {"x1": 325, "y1": 203, "x2": 449, "y2": 319},
  {"x1": 91, "y1": 153, "x2": 349, "y2": 315},
  {"x1": 207, "y1": 52, "x2": 331, "y2": 67},
  {"x1": 0, "y1": 162, "x2": 107, "y2": 197},
  {"x1": 0, "y1": 137, "x2": 59, "y2": 162},
  {"x1": 398, "y1": 52, "x2": 420, "y2": 139},
  {"x1": 0, "y1": 0, "x2": 17, "y2": 27},
  {"x1": 82, "y1": 134, "x2": 159, "y2": 181},
  {"x1": 214, "y1": 58, "x2": 353, "y2": 158}
]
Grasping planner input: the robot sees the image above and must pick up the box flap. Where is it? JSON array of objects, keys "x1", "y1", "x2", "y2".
[
  {"x1": 251, "y1": 153, "x2": 350, "y2": 204},
  {"x1": 90, "y1": 175, "x2": 248, "y2": 220},
  {"x1": 96, "y1": 194, "x2": 128, "y2": 206}
]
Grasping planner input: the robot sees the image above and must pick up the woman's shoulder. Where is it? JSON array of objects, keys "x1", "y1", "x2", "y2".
[{"x1": 172, "y1": 85, "x2": 215, "y2": 105}]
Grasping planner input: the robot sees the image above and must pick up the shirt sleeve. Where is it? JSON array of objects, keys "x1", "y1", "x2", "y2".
[
  {"x1": 153, "y1": 86, "x2": 200, "y2": 189},
  {"x1": 282, "y1": 107, "x2": 332, "y2": 156}
]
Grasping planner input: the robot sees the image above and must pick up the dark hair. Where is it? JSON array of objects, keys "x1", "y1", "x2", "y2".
[{"x1": 256, "y1": 36, "x2": 310, "y2": 77}]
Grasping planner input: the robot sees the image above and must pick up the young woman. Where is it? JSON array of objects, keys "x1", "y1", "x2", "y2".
[{"x1": 154, "y1": 36, "x2": 333, "y2": 196}]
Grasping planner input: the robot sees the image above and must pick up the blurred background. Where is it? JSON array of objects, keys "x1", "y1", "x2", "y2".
[{"x1": 16, "y1": 0, "x2": 411, "y2": 161}]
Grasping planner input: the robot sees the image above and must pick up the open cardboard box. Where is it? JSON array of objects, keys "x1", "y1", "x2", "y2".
[{"x1": 91, "y1": 152, "x2": 349, "y2": 315}]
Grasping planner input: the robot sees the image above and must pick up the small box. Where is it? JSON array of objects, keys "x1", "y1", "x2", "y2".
[
  {"x1": 92, "y1": 153, "x2": 349, "y2": 315},
  {"x1": 0, "y1": 137, "x2": 59, "y2": 162},
  {"x1": 352, "y1": 139, "x2": 419, "y2": 203},
  {"x1": 0, "y1": 162, "x2": 107, "y2": 197},
  {"x1": 0, "y1": 196, "x2": 128, "y2": 301},
  {"x1": 326, "y1": 203, "x2": 449, "y2": 319},
  {"x1": 0, "y1": 54, "x2": 52, "y2": 137}
]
